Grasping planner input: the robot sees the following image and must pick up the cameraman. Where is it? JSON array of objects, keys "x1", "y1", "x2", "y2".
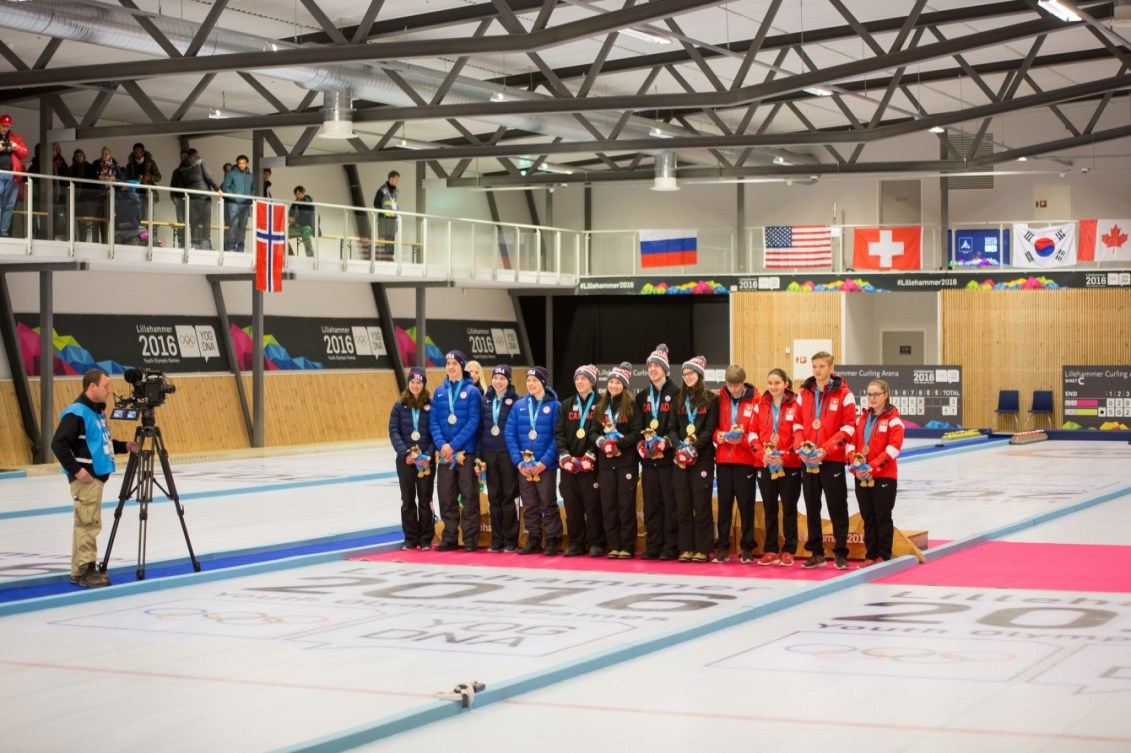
[
  {"x1": 50, "y1": 369, "x2": 137, "y2": 588},
  {"x1": 0, "y1": 113, "x2": 29, "y2": 238}
]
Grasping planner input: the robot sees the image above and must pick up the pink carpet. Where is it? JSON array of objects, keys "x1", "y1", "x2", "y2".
[
  {"x1": 353, "y1": 549, "x2": 848, "y2": 581},
  {"x1": 877, "y1": 541, "x2": 1131, "y2": 593}
]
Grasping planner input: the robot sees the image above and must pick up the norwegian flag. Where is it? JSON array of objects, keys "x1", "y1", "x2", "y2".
[{"x1": 255, "y1": 200, "x2": 287, "y2": 293}]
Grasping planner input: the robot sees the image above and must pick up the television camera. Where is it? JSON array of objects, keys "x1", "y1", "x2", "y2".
[{"x1": 110, "y1": 368, "x2": 175, "y2": 420}]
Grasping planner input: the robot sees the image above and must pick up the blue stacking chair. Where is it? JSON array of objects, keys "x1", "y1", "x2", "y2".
[
  {"x1": 1028, "y1": 390, "x2": 1055, "y2": 429},
  {"x1": 994, "y1": 390, "x2": 1020, "y2": 432}
]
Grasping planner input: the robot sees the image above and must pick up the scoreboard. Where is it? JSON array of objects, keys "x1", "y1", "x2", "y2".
[
  {"x1": 835, "y1": 365, "x2": 963, "y2": 429},
  {"x1": 1063, "y1": 366, "x2": 1131, "y2": 429}
]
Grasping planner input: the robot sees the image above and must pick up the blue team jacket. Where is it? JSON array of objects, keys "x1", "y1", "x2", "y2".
[
  {"x1": 480, "y1": 384, "x2": 519, "y2": 455},
  {"x1": 429, "y1": 377, "x2": 482, "y2": 455},
  {"x1": 388, "y1": 399, "x2": 435, "y2": 459},
  {"x1": 505, "y1": 388, "x2": 560, "y2": 469}
]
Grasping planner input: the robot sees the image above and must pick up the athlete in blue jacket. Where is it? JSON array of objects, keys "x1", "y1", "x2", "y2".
[
  {"x1": 428, "y1": 350, "x2": 482, "y2": 551},
  {"x1": 505, "y1": 366, "x2": 562, "y2": 555},
  {"x1": 388, "y1": 367, "x2": 436, "y2": 550},
  {"x1": 480, "y1": 365, "x2": 520, "y2": 551}
]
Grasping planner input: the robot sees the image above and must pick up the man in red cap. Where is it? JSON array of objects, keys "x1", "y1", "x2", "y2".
[{"x1": 0, "y1": 114, "x2": 29, "y2": 237}]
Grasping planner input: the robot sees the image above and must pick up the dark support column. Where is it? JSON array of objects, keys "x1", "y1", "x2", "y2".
[
  {"x1": 252, "y1": 131, "x2": 265, "y2": 196},
  {"x1": 38, "y1": 271, "x2": 53, "y2": 464},
  {"x1": 544, "y1": 295, "x2": 554, "y2": 378},
  {"x1": 372, "y1": 282, "x2": 407, "y2": 391},
  {"x1": 207, "y1": 275, "x2": 253, "y2": 445},
  {"x1": 0, "y1": 273, "x2": 39, "y2": 455},
  {"x1": 583, "y1": 185, "x2": 592, "y2": 274},
  {"x1": 736, "y1": 183, "x2": 747, "y2": 273},
  {"x1": 343, "y1": 163, "x2": 370, "y2": 236},
  {"x1": 39, "y1": 98, "x2": 52, "y2": 240},
  {"x1": 508, "y1": 291, "x2": 534, "y2": 368},
  {"x1": 415, "y1": 286, "x2": 426, "y2": 369},
  {"x1": 251, "y1": 285, "x2": 264, "y2": 448}
]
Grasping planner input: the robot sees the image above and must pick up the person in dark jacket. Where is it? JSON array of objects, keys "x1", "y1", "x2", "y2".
[
  {"x1": 50, "y1": 369, "x2": 137, "y2": 588},
  {"x1": 93, "y1": 146, "x2": 122, "y2": 244},
  {"x1": 221, "y1": 154, "x2": 254, "y2": 251},
  {"x1": 712, "y1": 365, "x2": 759, "y2": 563},
  {"x1": 69, "y1": 148, "x2": 97, "y2": 242},
  {"x1": 668, "y1": 355, "x2": 719, "y2": 562},
  {"x1": 122, "y1": 142, "x2": 161, "y2": 221},
  {"x1": 506, "y1": 366, "x2": 561, "y2": 555},
  {"x1": 592, "y1": 362, "x2": 641, "y2": 559},
  {"x1": 288, "y1": 185, "x2": 316, "y2": 257},
  {"x1": 428, "y1": 349, "x2": 482, "y2": 551},
  {"x1": 388, "y1": 367, "x2": 436, "y2": 550},
  {"x1": 635, "y1": 343, "x2": 680, "y2": 560},
  {"x1": 480, "y1": 364, "x2": 520, "y2": 552},
  {"x1": 555, "y1": 364, "x2": 604, "y2": 557},
  {"x1": 372, "y1": 170, "x2": 399, "y2": 258},
  {"x1": 170, "y1": 148, "x2": 220, "y2": 249}
]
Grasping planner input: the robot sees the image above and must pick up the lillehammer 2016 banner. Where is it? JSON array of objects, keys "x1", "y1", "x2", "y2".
[
  {"x1": 851, "y1": 227, "x2": 922, "y2": 270},
  {"x1": 639, "y1": 229, "x2": 698, "y2": 268},
  {"x1": 1078, "y1": 219, "x2": 1131, "y2": 262},
  {"x1": 1012, "y1": 222, "x2": 1076, "y2": 268},
  {"x1": 763, "y1": 225, "x2": 833, "y2": 268}
]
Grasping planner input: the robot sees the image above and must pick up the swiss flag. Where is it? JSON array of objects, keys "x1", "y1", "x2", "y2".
[
  {"x1": 852, "y1": 227, "x2": 922, "y2": 270},
  {"x1": 1079, "y1": 219, "x2": 1131, "y2": 262},
  {"x1": 255, "y1": 201, "x2": 287, "y2": 293}
]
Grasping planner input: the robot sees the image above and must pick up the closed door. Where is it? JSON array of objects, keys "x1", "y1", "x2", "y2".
[{"x1": 882, "y1": 330, "x2": 925, "y2": 365}]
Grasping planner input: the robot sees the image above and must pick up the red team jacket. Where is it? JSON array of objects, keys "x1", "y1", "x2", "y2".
[
  {"x1": 712, "y1": 383, "x2": 759, "y2": 466},
  {"x1": 750, "y1": 389, "x2": 802, "y2": 468},
  {"x1": 794, "y1": 374, "x2": 857, "y2": 463},
  {"x1": 846, "y1": 403, "x2": 905, "y2": 480}
]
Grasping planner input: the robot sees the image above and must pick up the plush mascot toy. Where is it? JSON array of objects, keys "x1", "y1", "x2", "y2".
[
  {"x1": 599, "y1": 419, "x2": 622, "y2": 458},
  {"x1": 409, "y1": 445, "x2": 431, "y2": 478},
  {"x1": 763, "y1": 438, "x2": 785, "y2": 480},
  {"x1": 798, "y1": 441, "x2": 821, "y2": 474},
  {"x1": 637, "y1": 427, "x2": 667, "y2": 460},
  {"x1": 849, "y1": 452, "x2": 874, "y2": 486},
  {"x1": 520, "y1": 449, "x2": 541, "y2": 482}
]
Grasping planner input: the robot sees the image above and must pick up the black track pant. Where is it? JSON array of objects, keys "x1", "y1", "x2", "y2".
[
  {"x1": 560, "y1": 470, "x2": 602, "y2": 548},
  {"x1": 599, "y1": 461, "x2": 638, "y2": 553},
  {"x1": 396, "y1": 458, "x2": 435, "y2": 547},
  {"x1": 641, "y1": 463, "x2": 677, "y2": 556},
  {"x1": 715, "y1": 463, "x2": 756, "y2": 553},
  {"x1": 801, "y1": 460, "x2": 849, "y2": 557},
  {"x1": 756, "y1": 467, "x2": 802, "y2": 554},
  {"x1": 483, "y1": 451, "x2": 519, "y2": 549},
  {"x1": 518, "y1": 469, "x2": 561, "y2": 543},
  {"x1": 673, "y1": 461, "x2": 715, "y2": 556},
  {"x1": 436, "y1": 458, "x2": 480, "y2": 547},
  {"x1": 856, "y1": 477, "x2": 897, "y2": 561}
]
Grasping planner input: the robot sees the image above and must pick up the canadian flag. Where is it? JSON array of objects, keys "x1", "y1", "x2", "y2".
[{"x1": 1078, "y1": 219, "x2": 1131, "y2": 262}]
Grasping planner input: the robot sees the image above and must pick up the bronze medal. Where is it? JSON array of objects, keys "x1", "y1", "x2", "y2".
[
  {"x1": 812, "y1": 419, "x2": 821, "y2": 430},
  {"x1": 528, "y1": 429, "x2": 538, "y2": 440},
  {"x1": 770, "y1": 433, "x2": 779, "y2": 444},
  {"x1": 448, "y1": 414, "x2": 458, "y2": 425},
  {"x1": 411, "y1": 431, "x2": 420, "y2": 441},
  {"x1": 649, "y1": 419, "x2": 659, "y2": 430},
  {"x1": 490, "y1": 426, "x2": 500, "y2": 436},
  {"x1": 576, "y1": 428, "x2": 586, "y2": 439}
]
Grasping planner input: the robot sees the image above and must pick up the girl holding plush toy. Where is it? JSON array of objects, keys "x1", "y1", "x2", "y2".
[
  {"x1": 846, "y1": 379, "x2": 905, "y2": 568},
  {"x1": 751, "y1": 368, "x2": 803, "y2": 567},
  {"x1": 592, "y1": 362, "x2": 642, "y2": 559},
  {"x1": 388, "y1": 367, "x2": 436, "y2": 551},
  {"x1": 668, "y1": 355, "x2": 718, "y2": 562}
]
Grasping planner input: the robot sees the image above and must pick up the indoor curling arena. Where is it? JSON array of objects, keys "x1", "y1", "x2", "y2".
[{"x1": 4, "y1": 1, "x2": 1131, "y2": 750}]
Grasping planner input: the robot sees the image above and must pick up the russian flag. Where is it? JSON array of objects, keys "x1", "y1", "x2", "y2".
[
  {"x1": 640, "y1": 229, "x2": 698, "y2": 268},
  {"x1": 255, "y1": 200, "x2": 287, "y2": 293}
]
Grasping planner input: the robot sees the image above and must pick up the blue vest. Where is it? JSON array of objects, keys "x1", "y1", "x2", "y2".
[{"x1": 60, "y1": 402, "x2": 116, "y2": 476}]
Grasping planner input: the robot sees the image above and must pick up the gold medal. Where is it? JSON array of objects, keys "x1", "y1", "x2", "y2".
[
  {"x1": 576, "y1": 428, "x2": 586, "y2": 439},
  {"x1": 649, "y1": 419, "x2": 659, "y2": 430},
  {"x1": 528, "y1": 430, "x2": 538, "y2": 440},
  {"x1": 687, "y1": 423, "x2": 696, "y2": 436},
  {"x1": 812, "y1": 419, "x2": 821, "y2": 430},
  {"x1": 448, "y1": 414, "x2": 458, "y2": 425},
  {"x1": 490, "y1": 426, "x2": 500, "y2": 436},
  {"x1": 411, "y1": 431, "x2": 420, "y2": 441}
]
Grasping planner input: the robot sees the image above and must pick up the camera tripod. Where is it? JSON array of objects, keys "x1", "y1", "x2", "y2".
[{"x1": 99, "y1": 409, "x2": 200, "y2": 580}]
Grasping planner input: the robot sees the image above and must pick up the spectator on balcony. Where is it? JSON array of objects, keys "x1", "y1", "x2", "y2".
[
  {"x1": 93, "y1": 146, "x2": 121, "y2": 244},
  {"x1": 287, "y1": 185, "x2": 316, "y2": 257},
  {"x1": 373, "y1": 170, "x2": 399, "y2": 258},
  {"x1": 221, "y1": 154, "x2": 254, "y2": 252},
  {"x1": 170, "y1": 149, "x2": 220, "y2": 250}
]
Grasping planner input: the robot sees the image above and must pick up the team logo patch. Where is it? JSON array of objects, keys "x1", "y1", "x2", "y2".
[
  {"x1": 505, "y1": 399, "x2": 513, "y2": 405},
  {"x1": 424, "y1": 405, "x2": 430, "y2": 411},
  {"x1": 664, "y1": 395, "x2": 671, "y2": 402},
  {"x1": 593, "y1": 483, "x2": 599, "y2": 489},
  {"x1": 879, "y1": 421, "x2": 888, "y2": 431},
  {"x1": 459, "y1": 391, "x2": 467, "y2": 399},
  {"x1": 700, "y1": 470, "x2": 708, "y2": 478},
  {"x1": 830, "y1": 399, "x2": 839, "y2": 411},
  {"x1": 626, "y1": 473, "x2": 633, "y2": 480},
  {"x1": 543, "y1": 406, "x2": 551, "y2": 413}
]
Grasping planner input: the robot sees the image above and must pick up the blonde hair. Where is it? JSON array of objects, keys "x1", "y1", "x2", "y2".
[
  {"x1": 465, "y1": 360, "x2": 488, "y2": 392},
  {"x1": 811, "y1": 351, "x2": 834, "y2": 365}
]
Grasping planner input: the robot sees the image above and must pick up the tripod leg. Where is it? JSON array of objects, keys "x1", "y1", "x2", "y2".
[
  {"x1": 99, "y1": 428, "x2": 143, "y2": 574},
  {"x1": 154, "y1": 428, "x2": 201, "y2": 572},
  {"x1": 135, "y1": 444, "x2": 154, "y2": 580}
]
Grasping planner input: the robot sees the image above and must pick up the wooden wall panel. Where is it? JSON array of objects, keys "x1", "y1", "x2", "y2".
[
  {"x1": 731, "y1": 292, "x2": 843, "y2": 387},
  {"x1": 941, "y1": 289, "x2": 1131, "y2": 428},
  {"x1": 0, "y1": 381, "x2": 32, "y2": 467}
]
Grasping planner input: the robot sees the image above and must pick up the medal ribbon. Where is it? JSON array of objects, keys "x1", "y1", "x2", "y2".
[
  {"x1": 814, "y1": 383, "x2": 827, "y2": 426},
  {"x1": 684, "y1": 397, "x2": 699, "y2": 431},
  {"x1": 492, "y1": 394, "x2": 502, "y2": 430},
  {"x1": 576, "y1": 392, "x2": 595, "y2": 434},
  {"x1": 864, "y1": 411, "x2": 880, "y2": 447},
  {"x1": 648, "y1": 384, "x2": 661, "y2": 424},
  {"x1": 411, "y1": 407, "x2": 421, "y2": 436},
  {"x1": 528, "y1": 394, "x2": 544, "y2": 436},
  {"x1": 605, "y1": 404, "x2": 619, "y2": 425},
  {"x1": 771, "y1": 400, "x2": 781, "y2": 438},
  {"x1": 730, "y1": 393, "x2": 741, "y2": 429}
]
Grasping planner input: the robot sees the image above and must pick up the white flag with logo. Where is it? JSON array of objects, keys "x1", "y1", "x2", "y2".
[{"x1": 1012, "y1": 222, "x2": 1076, "y2": 268}]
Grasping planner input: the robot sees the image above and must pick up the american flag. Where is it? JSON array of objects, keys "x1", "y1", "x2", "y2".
[
  {"x1": 763, "y1": 225, "x2": 833, "y2": 269},
  {"x1": 255, "y1": 201, "x2": 287, "y2": 293}
]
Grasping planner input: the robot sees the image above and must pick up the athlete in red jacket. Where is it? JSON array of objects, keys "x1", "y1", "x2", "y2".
[
  {"x1": 846, "y1": 379, "x2": 905, "y2": 567},
  {"x1": 712, "y1": 365, "x2": 758, "y2": 562},
  {"x1": 794, "y1": 352, "x2": 857, "y2": 570},
  {"x1": 750, "y1": 368, "x2": 803, "y2": 566}
]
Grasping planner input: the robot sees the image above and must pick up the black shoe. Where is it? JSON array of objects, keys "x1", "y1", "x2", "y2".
[
  {"x1": 400, "y1": 543, "x2": 416, "y2": 551},
  {"x1": 834, "y1": 554, "x2": 849, "y2": 570},
  {"x1": 488, "y1": 545, "x2": 504, "y2": 553},
  {"x1": 504, "y1": 544, "x2": 518, "y2": 553},
  {"x1": 519, "y1": 540, "x2": 542, "y2": 555},
  {"x1": 564, "y1": 544, "x2": 585, "y2": 557},
  {"x1": 713, "y1": 549, "x2": 729, "y2": 563},
  {"x1": 435, "y1": 541, "x2": 458, "y2": 552},
  {"x1": 420, "y1": 544, "x2": 432, "y2": 551},
  {"x1": 464, "y1": 544, "x2": 478, "y2": 553},
  {"x1": 543, "y1": 539, "x2": 560, "y2": 556},
  {"x1": 588, "y1": 545, "x2": 604, "y2": 558},
  {"x1": 640, "y1": 550, "x2": 660, "y2": 560},
  {"x1": 802, "y1": 554, "x2": 827, "y2": 569},
  {"x1": 658, "y1": 551, "x2": 677, "y2": 561}
]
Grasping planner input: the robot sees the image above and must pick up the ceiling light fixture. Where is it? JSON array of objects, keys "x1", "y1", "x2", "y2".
[
  {"x1": 649, "y1": 126, "x2": 673, "y2": 138},
  {"x1": 622, "y1": 27, "x2": 672, "y2": 44},
  {"x1": 803, "y1": 86, "x2": 833, "y2": 97},
  {"x1": 490, "y1": 91, "x2": 507, "y2": 103},
  {"x1": 1037, "y1": 0, "x2": 1082, "y2": 22},
  {"x1": 1017, "y1": 156, "x2": 1028, "y2": 162},
  {"x1": 318, "y1": 89, "x2": 355, "y2": 139},
  {"x1": 772, "y1": 155, "x2": 792, "y2": 166},
  {"x1": 928, "y1": 125, "x2": 946, "y2": 134},
  {"x1": 208, "y1": 108, "x2": 225, "y2": 119}
]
